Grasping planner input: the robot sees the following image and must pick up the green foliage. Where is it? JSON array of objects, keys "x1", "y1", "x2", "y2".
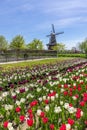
[
  {"x1": 27, "y1": 39, "x2": 44, "y2": 50},
  {"x1": 10, "y1": 35, "x2": 25, "y2": 50},
  {"x1": 52, "y1": 43, "x2": 65, "y2": 51},
  {"x1": 58, "y1": 53, "x2": 85, "y2": 58},
  {"x1": 0, "y1": 35, "x2": 8, "y2": 50},
  {"x1": 78, "y1": 38, "x2": 87, "y2": 57}
]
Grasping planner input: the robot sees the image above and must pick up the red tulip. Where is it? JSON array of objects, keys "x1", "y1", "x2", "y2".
[
  {"x1": 40, "y1": 112, "x2": 45, "y2": 118},
  {"x1": 42, "y1": 117, "x2": 48, "y2": 124},
  {"x1": 3, "y1": 121, "x2": 8, "y2": 128},
  {"x1": 27, "y1": 119, "x2": 33, "y2": 126},
  {"x1": 15, "y1": 106, "x2": 21, "y2": 112},
  {"x1": 68, "y1": 118, "x2": 74, "y2": 125},
  {"x1": 19, "y1": 115, "x2": 25, "y2": 122},
  {"x1": 50, "y1": 124, "x2": 55, "y2": 130},
  {"x1": 60, "y1": 124, "x2": 66, "y2": 130}
]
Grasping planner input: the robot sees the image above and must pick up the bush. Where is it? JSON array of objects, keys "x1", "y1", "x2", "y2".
[{"x1": 58, "y1": 53, "x2": 85, "y2": 58}]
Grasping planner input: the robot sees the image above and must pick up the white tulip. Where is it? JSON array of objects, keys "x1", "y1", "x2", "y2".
[
  {"x1": 72, "y1": 96, "x2": 77, "y2": 100},
  {"x1": 51, "y1": 96, "x2": 55, "y2": 101},
  {"x1": 20, "y1": 98, "x2": 25, "y2": 103},
  {"x1": 16, "y1": 90, "x2": 19, "y2": 94},
  {"x1": 81, "y1": 111, "x2": 83, "y2": 116},
  {"x1": 0, "y1": 97, "x2": 2, "y2": 101},
  {"x1": 43, "y1": 96, "x2": 46, "y2": 100},
  {"x1": 60, "y1": 101, "x2": 63, "y2": 105},
  {"x1": 45, "y1": 105, "x2": 49, "y2": 112},
  {"x1": 37, "y1": 88, "x2": 41, "y2": 92},
  {"x1": 66, "y1": 124, "x2": 71, "y2": 130},
  {"x1": 25, "y1": 87, "x2": 28, "y2": 91},
  {"x1": 64, "y1": 103, "x2": 69, "y2": 109},
  {"x1": 2, "y1": 92, "x2": 8, "y2": 97},
  {"x1": 11, "y1": 92, "x2": 16, "y2": 96},
  {"x1": 68, "y1": 107, "x2": 76, "y2": 113},
  {"x1": 50, "y1": 90, "x2": 53, "y2": 93},
  {"x1": 38, "y1": 97, "x2": 42, "y2": 102},
  {"x1": 16, "y1": 100, "x2": 20, "y2": 106},
  {"x1": 61, "y1": 88, "x2": 65, "y2": 92},
  {"x1": 37, "y1": 109, "x2": 42, "y2": 116},
  {"x1": 47, "y1": 96, "x2": 50, "y2": 100},
  {"x1": 9, "y1": 105, "x2": 13, "y2": 110},
  {"x1": 54, "y1": 106, "x2": 62, "y2": 113},
  {"x1": 8, "y1": 122, "x2": 12, "y2": 128}
]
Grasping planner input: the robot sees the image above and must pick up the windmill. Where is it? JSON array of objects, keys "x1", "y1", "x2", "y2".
[{"x1": 46, "y1": 24, "x2": 64, "y2": 50}]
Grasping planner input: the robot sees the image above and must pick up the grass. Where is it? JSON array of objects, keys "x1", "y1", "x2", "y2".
[
  {"x1": 0, "y1": 57, "x2": 74, "y2": 70},
  {"x1": 58, "y1": 53, "x2": 85, "y2": 58}
]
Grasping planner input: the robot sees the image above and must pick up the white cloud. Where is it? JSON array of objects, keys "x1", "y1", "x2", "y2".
[
  {"x1": 35, "y1": 16, "x2": 87, "y2": 32},
  {"x1": 0, "y1": 0, "x2": 34, "y2": 15},
  {"x1": 39, "y1": 0, "x2": 87, "y2": 14},
  {"x1": 62, "y1": 37, "x2": 86, "y2": 49},
  {"x1": 52, "y1": 17, "x2": 82, "y2": 28}
]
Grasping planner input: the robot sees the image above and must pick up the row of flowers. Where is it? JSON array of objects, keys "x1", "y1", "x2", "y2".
[
  {"x1": 0, "y1": 58, "x2": 86, "y2": 91},
  {"x1": 0, "y1": 58, "x2": 87, "y2": 130}
]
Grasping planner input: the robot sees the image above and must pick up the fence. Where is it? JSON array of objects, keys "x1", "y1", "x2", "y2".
[{"x1": 0, "y1": 50, "x2": 57, "y2": 62}]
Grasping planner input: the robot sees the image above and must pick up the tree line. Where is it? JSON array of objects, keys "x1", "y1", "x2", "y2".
[
  {"x1": 0, "y1": 35, "x2": 44, "y2": 51},
  {"x1": 0, "y1": 35, "x2": 66, "y2": 51},
  {"x1": 0, "y1": 34, "x2": 87, "y2": 55}
]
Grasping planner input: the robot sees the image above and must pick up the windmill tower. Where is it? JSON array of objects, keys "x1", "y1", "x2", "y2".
[{"x1": 46, "y1": 24, "x2": 64, "y2": 50}]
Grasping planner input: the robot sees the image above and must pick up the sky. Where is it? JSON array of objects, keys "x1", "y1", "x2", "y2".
[{"x1": 0, "y1": 0, "x2": 87, "y2": 50}]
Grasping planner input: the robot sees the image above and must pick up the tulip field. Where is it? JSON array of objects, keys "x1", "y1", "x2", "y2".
[{"x1": 0, "y1": 58, "x2": 87, "y2": 130}]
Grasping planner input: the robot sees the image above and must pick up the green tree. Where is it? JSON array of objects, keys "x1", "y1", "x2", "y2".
[
  {"x1": 78, "y1": 38, "x2": 87, "y2": 58},
  {"x1": 0, "y1": 35, "x2": 8, "y2": 51},
  {"x1": 10, "y1": 35, "x2": 26, "y2": 60},
  {"x1": 27, "y1": 39, "x2": 44, "y2": 50},
  {"x1": 10, "y1": 35, "x2": 25, "y2": 50},
  {"x1": 52, "y1": 43, "x2": 65, "y2": 51}
]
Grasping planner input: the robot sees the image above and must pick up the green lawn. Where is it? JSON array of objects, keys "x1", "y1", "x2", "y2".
[{"x1": 0, "y1": 57, "x2": 74, "y2": 70}]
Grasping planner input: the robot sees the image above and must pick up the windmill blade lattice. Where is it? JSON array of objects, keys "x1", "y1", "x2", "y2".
[
  {"x1": 55, "y1": 32, "x2": 64, "y2": 35},
  {"x1": 52, "y1": 24, "x2": 55, "y2": 33},
  {"x1": 46, "y1": 24, "x2": 64, "y2": 50}
]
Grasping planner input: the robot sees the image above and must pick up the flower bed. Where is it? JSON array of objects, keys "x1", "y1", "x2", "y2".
[{"x1": 0, "y1": 58, "x2": 87, "y2": 130}]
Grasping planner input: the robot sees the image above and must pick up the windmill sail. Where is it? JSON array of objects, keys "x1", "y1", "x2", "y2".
[
  {"x1": 46, "y1": 24, "x2": 64, "y2": 50},
  {"x1": 55, "y1": 32, "x2": 64, "y2": 35},
  {"x1": 52, "y1": 24, "x2": 55, "y2": 33}
]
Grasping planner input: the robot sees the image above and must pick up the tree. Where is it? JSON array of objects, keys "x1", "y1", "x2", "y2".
[
  {"x1": 10, "y1": 35, "x2": 26, "y2": 60},
  {"x1": 27, "y1": 39, "x2": 44, "y2": 50},
  {"x1": 10, "y1": 35, "x2": 25, "y2": 50},
  {"x1": 52, "y1": 43, "x2": 65, "y2": 51},
  {"x1": 0, "y1": 35, "x2": 8, "y2": 51},
  {"x1": 78, "y1": 38, "x2": 87, "y2": 57}
]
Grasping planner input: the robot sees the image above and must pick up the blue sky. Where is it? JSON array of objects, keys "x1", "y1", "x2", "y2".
[{"x1": 0, "y1": 0, "x2": 87, "y2": 49}]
